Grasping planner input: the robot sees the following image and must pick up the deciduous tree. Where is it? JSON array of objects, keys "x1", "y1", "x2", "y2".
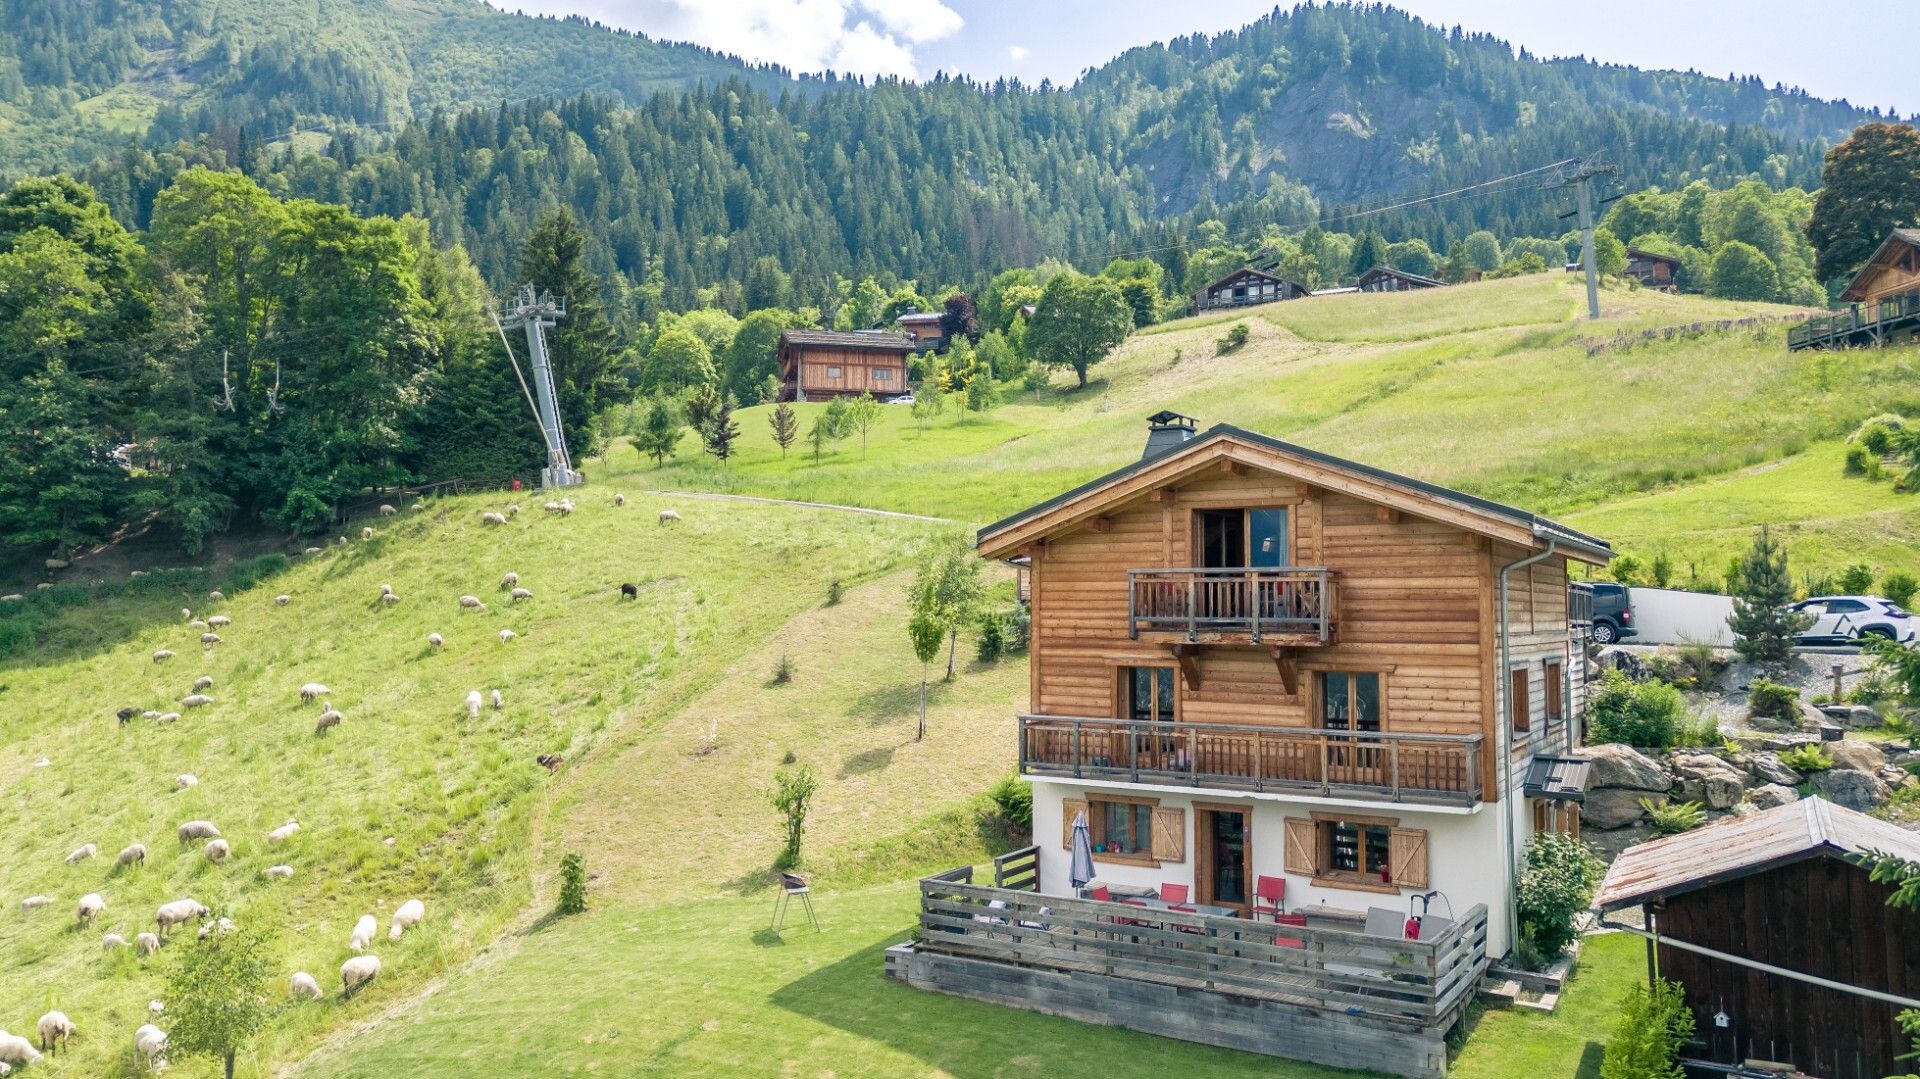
[
  {"x1": 164, "y1": 924, "x2": 273, "y2": 1079},
  {"x1": 1808, "y1": 122, "x2": 1920, "y2": 283},
  {"x1": 1026, "y1": 273, "x2": 1131, "y2": 388}
]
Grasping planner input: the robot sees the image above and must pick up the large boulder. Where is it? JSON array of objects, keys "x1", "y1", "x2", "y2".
[
  {"x1": 1584, "y1": 822, "x2": 1656, "y2": 863},
  {"x1": 1826, "y1": 739, "x2": 1887, "y2": 774},
  {"x1": 1813, "y1": 769, "x2": 1891, "y2": 812},
  {"x1": 1584, "y1": 743, "x2": 1671, "y2": 793},
  {"x1": 1584, "y1": 787, "x2": 1658, "y2": 830},
  {"x1": 1746, "y1": 752, "x2": 1800, "y2": 787},
  {"x1": 1747, "y1": 783, "x2": 1801, "y2": 810},
  {"x1": 1670, "y1": 752, "x2": 1748, "y2": 810},
  {"x1": 1821, "y1": 704, "x2": 1884, "y2": 730}
]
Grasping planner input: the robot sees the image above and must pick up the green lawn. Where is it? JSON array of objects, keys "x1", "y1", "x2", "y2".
[{"x1": 1451, "y1": 932, "x2": 1641, "y2": 1079}]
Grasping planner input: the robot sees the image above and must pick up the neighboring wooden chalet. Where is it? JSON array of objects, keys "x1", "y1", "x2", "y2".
[
  {"x1": 1597, "y1": 797, "x2": 1920, "y2": 1079},
  {"x1": 1193, "y1": 267, "x2": 1309, "y2": 312},
  {"x1": 776, "y1": 330, "x2": 914, "y2": 402},
  {"x1": 1789, "y1": 228, "x2": 1920, "y2": 350},
  {"x1": 889, "y1": 411, "x2": 1612, "y2": 1077},
  {"x1": 1354, "y1": 264, "x2": 1447, "y2": 293},
  {"x1": 1624, "y1": 247, "x2": 1682, "y2": 291},
  {"x1": 894, "y1": 310, "x2": 949, "y2": 351}
]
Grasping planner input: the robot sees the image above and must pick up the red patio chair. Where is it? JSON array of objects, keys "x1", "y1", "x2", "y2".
[
  {"x1": 1252, "y1": 875, "x2": 1286, "y2": 920},
  {"x1": 1167, "y1": 903, "x2": 1204, "y2": 934},
  {"x1": 1159, "y1": 883, "x2": 1189, "y2": 904},
  {"x1": 1274, "y1": 912, "x2": 1307, "y2": 949},
  {"x1": 1113, "y1": 897, "x2": 1149, "y2": 928},
  {"x1": 1088, "y1": 885, "x2": 1111, "y2": 902}
]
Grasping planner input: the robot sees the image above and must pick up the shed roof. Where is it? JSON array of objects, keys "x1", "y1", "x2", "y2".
[
  {"x1": 778, "y1": 329, "x2": 917, "y2": 354},
  {"x1": 1200, "y1": 266, "x2": 1300, "y2": 294},
  {"x1": 1354, "y1": 265, "x2": 1447, "y2": 289},
  {"x1": 1595, "y1": 796, "x2": 1920, "y2": 911},
  {"x1": 1625, "y1": 247, "x2": 1683, "y2": 267},
  {"x1": 1841, "y1": 228, "x2": 1920, "y2": 302},
  {"x1": 895, "y1": 311, "x2": 946, "y2": 326}
]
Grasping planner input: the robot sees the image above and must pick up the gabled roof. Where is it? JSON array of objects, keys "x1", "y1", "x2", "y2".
[
  {"x1": 895, "y1": 311, "x2": 946, "y2": 327},
  {"x1": 1595, "y1": 796, "x2": 1920, "y2": 911},
  {"x1": 778, "y1": 330, "x2": 917, "y2": 354},
  {"x1": 975, "y1": 422, "x2": 1612, "y2": 563},
  {"x1": 1625, "y1": 247, "x2": 1682, "y2": 267},
  {"x1": 1200, "y1": 266, "x2": 1302, "y2": 294},
  {"x1": 1841, "y1": 228, "x2": 1920, "y2": 302},
  {"x1": 1354, "y1": 264, "x2": 1447, "y2": 289}
]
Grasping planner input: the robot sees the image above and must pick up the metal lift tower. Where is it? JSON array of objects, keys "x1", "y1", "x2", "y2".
[{"x1": 496, "y1": 285, "x2": 580, "y2": 490}]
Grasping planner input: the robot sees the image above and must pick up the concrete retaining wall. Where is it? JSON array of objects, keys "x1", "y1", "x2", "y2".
[{"x1": 1628, "y1": 587, "x2": 1735, "y2": 646}]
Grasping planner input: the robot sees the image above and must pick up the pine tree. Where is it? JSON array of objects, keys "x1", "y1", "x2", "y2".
[
  {"x1": 1727, "y1": 526, "x2": 1814, "y2": 672},
  {"x1": 704, "y1": 397, "x2": 740, "y2": 463},
  {"x1": 769, "y1": 402, "x2": 798, "y2": 457}
]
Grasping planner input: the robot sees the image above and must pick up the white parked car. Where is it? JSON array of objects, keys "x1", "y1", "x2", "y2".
[
  {"x1": 887, "y1": 392, "x2": 916, "y2": 405},
  {"x1": 1789, "y1": 595, "x2": 1917, "y2": 645}
]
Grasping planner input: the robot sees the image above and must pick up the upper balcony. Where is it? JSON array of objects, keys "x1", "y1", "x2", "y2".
[{"x1": 1128, "y1": 567, "x2": 1335, "y2": 646}]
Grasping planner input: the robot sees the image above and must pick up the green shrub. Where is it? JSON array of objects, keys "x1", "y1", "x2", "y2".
[
  {"x1": 1515, "y1": 832, "x2": 1604, "y2": 959},
  {"x1": 1748, "y1": 679, "x2": 1800, "y2": 721},
  {"x1": 986, "y1": 773, "x2": 1033, "y2": 829},
  {"x1": 1004, "y1": 602, "x2": 1031, "y2": 653},
  {"x1": 770, "y1": 764, "x2": 820, "y2": 870},
  {"x1": 1850, "y1": 413, "x2": 1911, "y2": 457},
  {"x1": 771, "y1": 653, "x2": 793, "y2": 686},
  {"x1": 1609, "y1": 553, "x2": 1647, "y2": 586},
  {"x1": 1845, "y1": 444, "x2": 1877, "y2": 477},
  {"x1": 1642, "y1": 798, "x2": 1706, "y2": 835},
  {"x1": 825, "y1": 579, "x2": 842, "y2": 607},
  {"x1": 977, "y1": 613, "x2": 1006, "y2": 662},
  {"x1": 1780, "y1": 743, "x2": 1833, "y2": 772},
  {"x1": 1650, "y1": 552, "x2": 1672, "y2": 588},
  {"x1": 557, "y1": 851, "x2": 587, "y2": 915},
  {"x1": 1884, "y1": 571, "x2": 1919, "y2": 609},
  {"x1": 1602, "y1": 978, "x2": 1695, "y2": 1079},
  {"x1": 1839, "y1": 563, "x2": 1878, "y2": 593},
  {"x1": 1587, "y1": 671, "x2": 1691, "y2": 748},
  {"x1": 0, "y1": 616, "x2": 40, "y2": 659},
  {"x1": 1215, "y1": 322, "x2": 1251, "y2": 355}
]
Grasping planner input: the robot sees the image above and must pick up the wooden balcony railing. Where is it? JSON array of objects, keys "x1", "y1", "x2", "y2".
[
  {"x1": 1128, "y1": 567, "x2": 1334, "y2": 643},
  {"x1": 1019, "y1": 715, "x2": 1482, "y2": 807},
  {"x1": 1787, "y1": 291, "x2": 1920, "y2": 350}
]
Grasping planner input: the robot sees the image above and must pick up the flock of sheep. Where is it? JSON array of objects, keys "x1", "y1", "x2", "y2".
[{"x1": 9, "y1": 490, "x2": 671, "y2": 1071}]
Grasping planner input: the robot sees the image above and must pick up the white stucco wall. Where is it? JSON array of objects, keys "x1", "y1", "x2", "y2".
[{"x1": 1627, "y1": 587, "x2": 1735, "y2": 646}]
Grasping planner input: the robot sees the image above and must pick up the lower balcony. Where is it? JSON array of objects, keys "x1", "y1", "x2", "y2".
[{"x1": 1018, "y1": 715, "x2": 1482, "y2": 807}]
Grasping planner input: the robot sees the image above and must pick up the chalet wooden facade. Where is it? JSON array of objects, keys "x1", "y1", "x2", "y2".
[
  {"x1": 1789, "y1": 228, "x2": 1920, "y2": 350},
  {"x1": 776, "y1": 330, "x2": 915, "y2": 402},
  {"x1": 1624, "y1": 247, "x2": 1682, "y2": 290},
  {"x1": 894, "y1": 310, "x2": 949, "y2": 351},
  {"x1": 1354, "y1": 265, "x2": 1447, "y2": 293},
  {"x1": 1193, "y1": 267, "x2": 1309, "y2": 312},
  {"x1": 1597, "y1": 798, "x2": 1920, "y2": 1079}
]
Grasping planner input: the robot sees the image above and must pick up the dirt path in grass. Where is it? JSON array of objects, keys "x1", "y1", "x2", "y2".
[{"x1": 642, "y1": 488, "x2": 952, "y2": 523}]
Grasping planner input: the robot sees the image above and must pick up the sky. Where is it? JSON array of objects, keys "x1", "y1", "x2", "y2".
[{"x1": 497, "y1": 0, "x2": 1913, "y2": 114}]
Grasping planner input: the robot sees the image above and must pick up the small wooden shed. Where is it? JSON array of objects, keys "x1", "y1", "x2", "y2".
[
  {"x1": 1595, "y1": 797, "x2": 1920, "y2": 1079},
  {"x1": 1625, "y1": 247, "x2": 1682, "y2": 290},
  {"x1": 777, "y1": 330, "x2": 916, "y2": 402}
]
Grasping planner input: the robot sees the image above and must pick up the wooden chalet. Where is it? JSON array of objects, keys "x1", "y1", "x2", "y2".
[
  {"x1": 894, "y1": 310, "x2": 949, "y2": 352},
  {"x1": 889, "y1": 411, "x2": 1611, "y2": 1076},
  {"x1": 776, "y1": 330, "x2": 915, "y2": 402},
  {"x1": 1354, "y1": 265, "x2": 1447, "y2": 293},
  {"x1": 1596, "y1": 797, "x2": 1920, "y2": 1079},
  {"x1": 1193, "y1": 267, "x2": 1309, "y2": 312},
  {"x1": 1624, "y1": 247, "x2": 1682, "y2": 291},
  {"x1": 1789, "y1": 228, "x2": 1920, "y2": 350}
]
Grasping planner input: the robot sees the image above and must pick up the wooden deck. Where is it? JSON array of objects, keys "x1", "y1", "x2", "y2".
[
  {"x1": 1127, "y1": 566, "x2": 1335, "y2": 645},
  {"x1": 1787, "y1": 292, "x2": 1920, "y2": 350},
  {"x1": 889, "y1": 865, "x2": 1489, "y2": 1078},
  {"x1": 1020, "y1": 714, "x2": 1483, "y2": 806}
]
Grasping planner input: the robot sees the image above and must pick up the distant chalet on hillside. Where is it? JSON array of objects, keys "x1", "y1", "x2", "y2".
[
  {"x1": 894, "y1": 310, "x2": 949, "y2": 352},
  {"x1": 1789, "y1": 228, "x2": 1920, "y2": 351},
  {"x1": 1624, "y1": 247, "x2": 1682, "y2": 291},
  {"x1": 1353, "y1": 264, "x2": 1447, "y2": 293},
  {"x1": 777, "y1": 330, "x2": 915, "y2": 402},
  {"x1": 1193, "y1": 267, "x2": 1309, "y2": 312}
]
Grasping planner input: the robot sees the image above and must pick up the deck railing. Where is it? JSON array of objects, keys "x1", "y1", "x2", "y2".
[
  {"x1": 916, "y1": 869, "x2": 1490, "y2": 1027},
  {"x1": 1128, "y1": 567, "x2": 1334, "y2": 643},
  {"x1": 1019, "y1": 715, "x2": 1482, "y2": 806},
  {"x1": 1788, "y1": 292, "x2": 1920, "y2": 350}
]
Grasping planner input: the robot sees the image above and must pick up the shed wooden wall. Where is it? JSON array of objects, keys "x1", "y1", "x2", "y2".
[
  {"x1": 789, "y1": 346, "x2": 908, "y2": 398},
  {"x1": 1654, "y1": 856, "x2": 1920, "y2": 1079}
]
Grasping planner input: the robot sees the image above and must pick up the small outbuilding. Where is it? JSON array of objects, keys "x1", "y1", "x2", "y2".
[
  {"x1": 1595, "y1": 796, "x2": 1920, "y2": 1079},
  {"x1": 777, "y1": 330, "x2": 916, "y2": 402},
  {"x1": 1193, "y1": 267, "x2": 1308, "y2": 312},
  {"x1": 894, "y1": 310, "x2": 949, "y2": 351},
  {"x1": 1624, "y1": 247, "x2": 1683, "y2": 290},
  {"x1": 1353, "y1": 265, "x2": 1447, "y2": 293}
]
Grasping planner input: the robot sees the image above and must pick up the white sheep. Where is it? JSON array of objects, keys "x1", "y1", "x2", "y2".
[
  {"x1": 0, "y1": 1034, "x2": 40, "y2": 1069},
  {"x1": 140, "y1": 710, "x2": 160, "y2": 721},
  {"x1": 506, "y1": 503, "x2": 520, "y2": 518},
  {"x1": 181, "y1": 607, "x2": 192, "y2": 620},
  {"x1": 268, "y1": 820, "x2": 300, "y2": 843},
  {"x1": 481, "y1": 511, "x2": 507, "y2": 526},
  {"x1": 76, "y1": 892, "x2": 105, "y2": 923},
  {"x1": 199, "y1": 632, "x2": 222, "y2": 645},
  {"x1": 102, "y1": 931, "x2": 129, "y2": 949},
  {"x1": 155, "y1": 898, "x2": 209, "y2": 936},
  {"x1": 155, "y1": 712, "x2": 180, "y2": 724},
  {"x1": 410, "y1": 501, "x2": 425, "y2": 512},
  {"x1": 381, "y1": 592, "x2": 400, "y2": 606},
  {"x1": 45, "y1": 557, "x2": 68, "y2": 570},
  {"x1": 558, "y1": 498, "x2": 574, "y2": 516},
  {"x1": 117, "y1": 843, "x2": 146, "y2": 868},
  {"x1": 152, "y1": 649, "x2": 174, "y2": 663},
  {"x1": 1, "y1": 593, "x2": 22, "y2": 602},
  {"x1": 290, "y1": 971, "x2": 322, "y2": 999},
  {"x1": 207, "y1": 614, "x2": 231, "y2": 628},
  {"x1": 182, "y1": 693, "x2": 214, "y2": 709},
  {"x1": 135, "y1": 1023, "x2": 167, "y2": 1068},
  {"x1": 300, "y1": 682, "x2": 330, "y2": 703},
  {"x1": 498, "y1": 628, "x2": 517, "y2": 643},
  {"x1": 276, "y1": 594, "x2": 291, "y2": 606},
  {"x1": 465, "y1": 690, "x2": 483, "y2": 719},
  {"x1": 204, "y1": 839, "x2": 230, "y2": 863},
  {"x1": 427, "y1": 632, "x2": 444, "y2": 651},
  {"x1": 20, "y1": 896, "x2": 52, "y2": 913},
  {"x1": 361, "y1": 526, "x2": 375, "y2": 540},
  {"x1": 379, "y1": 504, "x2": 397, "y2": 516},
  {"x1": 614, "y1": 492, "x2": 625, "y2": 506},
  {"x1": 315, "y1": 702, "x2": 343, "y2": 735},
  {"x1": 209, "y1": 590, "x2": 224, "y2": 602},
  {"x1": 263, "y1": 865, "x2": 294, "y2": 880},
  {"x1": 543, "y1": 500, "x2": 561, "y2": 514},
  {"x1": 148, "y1": 1001, "x2": 163, "y2": 1016},
  {"x1": 177, "y1": 820, "x2": 221, "y2": 844},
  {"x1": 192, "y1": 675, "x2": 214, "y2": 691},
  {"x1": 189, "y1": 619, "x2": 207, "y2": 630},
  {"x1": 389, "y1": 898, "x2": 425, "y2": 940},
  {"x1": 349, "y1": 914, "x2": 377, "y2": 953},
  {"x1": 135, "y1": 932, "x2": 159, "y2": 955},
  {"x1": 490, "y1": 689, "x2": 503, "y2": 710},
  {"x1": 458, "y1": 595, "x2": 486, "y2": 611},
  {"x1": 304, "y1": 546, "x2": 323, "y2": 556},
  {"x1": 176, "y1": 774, "x2": 197, "y2": 789},
  {"x1": 197, "y1": 916, "x2": 234, "y2": 939},
  {"x1": 380, "y1": 583, "x2": 393, "y2": 596},
  {"x1": 36, "y1": 1011, "x2": 73, "y2": 1055},
  {"x1": 500, "y1": 572, "x2": 519, "y2": 589},
  {"x1": 659, "y1": 509, "x2": 681, "y2": 524},
  {"x1": 66, "y1": 842, "x2": 97, "y2": 863},
  {"x1": 341, "y1": 954, "x2": 381, "y2": 998}
]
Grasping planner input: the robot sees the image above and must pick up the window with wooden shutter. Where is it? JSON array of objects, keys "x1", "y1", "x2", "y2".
[
  {"x1": 1388, "y1": 828, "x2": 1430, "y2": 890},
  {"x1": 1150, "y1": 806, "x2": 1186, "y2": 863},
  {"x1": 1283, "y1": 817, "x2": 1318, "y2": 875},
  {"x1": 1061, "y1": 798, "x2": 1087, "y2": 850}
]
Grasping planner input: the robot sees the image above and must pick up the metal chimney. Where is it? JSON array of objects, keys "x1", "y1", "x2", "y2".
[{"x1": 1143, "y1": 410, "x2": 1197, "y2": 460}]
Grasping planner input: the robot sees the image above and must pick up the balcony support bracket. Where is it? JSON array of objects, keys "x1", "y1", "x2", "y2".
[
  {"x1": 1169, "y1": 643, "x2": 1203, "y2": 691},
  {"x1": 1269, "y1": 645, "x2": 1300, "y2": 696}
]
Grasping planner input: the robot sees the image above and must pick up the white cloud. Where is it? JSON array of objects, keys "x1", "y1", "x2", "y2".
[
  {"x1": 495, "y1": 1, "x2": 961, "y2": 81},
  {"x1": 1007, "y1": 44, "x2": 1029, "y2": 61}
]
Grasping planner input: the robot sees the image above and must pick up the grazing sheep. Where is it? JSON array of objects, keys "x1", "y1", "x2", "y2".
[
  {"x1": 192, "y1": 675, "x2": 214, "y2": 692},
  {"x1": 189, "y1": 619, "x2": 207, "y2": 630},
  {"x1": 304, "y1": 546, "x2": 322, "y2": 556},
  {"x1": 490, "y1": 689, "x2": 503, "y2": 710},
  {"x1": 458, "y1": 595, "x2": 486, "y2": 611},
  {"x1": 155, "y1": 898, "x2": 209, "y2": 936},
  {"x1": 66, "y1": 842, "x2": 97, "y2": 863},
  {"x1": 177, "y1": 820, "x2": 221, "y2": 844},
  {"x1": 197, "y1": 916, "x2": 234, "y2": 939},
  {"x1": 276, "y1": 594, "x2": 291, "y2": 606},
  {"x1": 130, "y1": 569, "x2": 146, "y2": 578},
  {"x1": 543, "y1": 500, "x2": 561, "y2": 514},
  {"x1": 268, "y1": 820, "x2": 300, "y2": 843},
  {"x1": 300, "y1": 682, "x2": 330, "y2": 703},
  {"x1": 465, "y1": 690, "x2": 483, "y2": 719},
  {"x1": 103, "y1": 932, "x2": 129, "y2": 949},
  {"x1": 614, "y1": 492, "x2": 625, "y2": 506},
  {"x1": 500, "y1": 572, "x2": 519, "y2": 589},
  {"x1": 176, "y1": 774, "x2": 197, "y2": 790},
  {"x1": 619, "y1": 582, "x2": 639, "y2": 600},
  {"x1": 336, "y1": 536, "x2": 347, "y2": 546},
  {"x1": 481, "y1": 511, "x2": 507, "y2": 526},
  {"x1": 410, "y1": 501, "x2": 425, "y2": 512},
  {"x1": 207, "y1": 614, "x2": 231, "y2": 628},
  {"x1": 117, "y1": 706, "x2": 139, "y2": 724},
  {"x1": 155, "y1": 712, "x2": 180, "y2": 724},
  {"x1": 509, "y1": 587, "x2": 533, "y2": 602},
  {"x1": 181, "y1": 607, "x2": 192, "y2": 620},
  {"x1": 341, "y1": 954, "x2": 381, "y2": 998},
  {"x1": 659, "y1": 509, "x2": 681, "y2": 524},
  {"x1": 537, "y1": 753, "x2": 564, "y2": 773},
  {"x1": 349, "y1": 914, "x2": 377, "y2": 953},
  {"x1": 0, "y1": 593, "x2": 22, "y2": 602},
  {"x1": 152, "y1": 649, "x2": 174, "y2": 663},
  {"x1": 20, "y1": 896, "x2": 52, "y2": 914},
  {"x1": 427, "y1": 632, "x2": 444, "y2": 651},
  {"x1": 558, "y1": 498, "x2": 574, "y2": 516},
  {"x1": 506, "y1": 503, "x2": 520, "y2": 517},
  {"x1": 199, "y1": 632, "x2": 222, "y2": 645},
  {"x1": 135, "y1": 1023, "x2": 167, "y2": 1068},
  {"x1": 37, "y1": 1012, "x2": 73, "y2": 1055},
  {"x1": 140, "y1": 710, "x2": 160, "y2": 721},
  {"x1": 263, "y1": 865, "x2": 293, "y2": 880},
  {"x1": 116, "y1": 843, "x2": 146, "y2": 869},
  {"x1": 45, "y1": 557, "x2": 69, "y2": 570},
  {"x1": 148, "y1": 1001, "x2": 163, "y2": 1016},
  {"x1": 389, "y1": 898, "x2": 425, "y2": 940},
  {"x1": 135, "y1": 932, "x2": 159, "y2": 956},
  {"x1": 380, "y1": 583, "x2": 393, "y2": 596},
  {"x1": 290, "y1": 971, "x2": 322, "y2": 999},
  {"x1": 498, "y1": 628, "x2": 517, "y2": 643},
  {"x1": 362, "y1": 526, "x2": 375, "y2": 540},
  {"x1": 379, "y1": 504, "x2": 397, "y2": 516},
  {"x1": 209, "y1": 590, "x2": 224, "y2": 602},
  {"x1": 0, "y1": 1034, "x2": 40, "y2": 1070},
  {"x1": 77, "y1": 893, "x2": 105, "y2": 923},
  {"x1": 182, "y1": 693, "x2": 214, "y2": 709},
  {"x1": 380, "y1": 592, "x2": 400, "y2": 606},
  {"x1": 203, "y1": 839, "x2": 230, "y2": 863},
  {"x1": 315, "y1": 703, "x2": 343, "y2": 735}
]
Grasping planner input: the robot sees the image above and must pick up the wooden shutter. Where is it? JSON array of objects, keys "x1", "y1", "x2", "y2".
[
  {"x1": 1151, "y1": 806, "x2": 1186, "y2": 863},
  {"x1": 1389, "y1": 827, "x2": 1429, "y2": 890},
  {"x1": 1283, "y1": 817, "x2": 1318, "y2": 875},
  {"x1": 1062, "y1": 798, "x2": 1087, "y2": 850}
]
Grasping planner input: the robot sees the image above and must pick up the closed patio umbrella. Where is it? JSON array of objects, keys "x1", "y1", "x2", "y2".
[{"x1": 1069, "y1": 810, "x2": 1095, "y2": 891}]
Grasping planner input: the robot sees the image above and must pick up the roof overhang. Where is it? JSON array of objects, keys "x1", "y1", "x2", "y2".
[
  {"x1": 975, "y1": 425, "x2": 1612, "y2": 565},
  {"x1": 1840, "y1": 229, "x2": 1920, "y2": 302},
  {"x1": 1523, "y1": 756, "x2": 1590, "y2": 803}
]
